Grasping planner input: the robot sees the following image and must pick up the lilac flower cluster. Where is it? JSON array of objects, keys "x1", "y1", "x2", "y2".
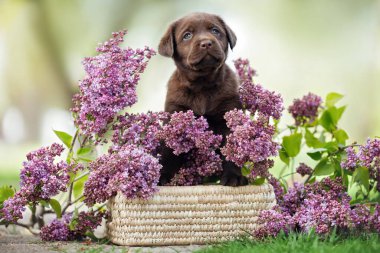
[
  {"x1": 110, "y1": 111, "x2": 169, "y2": 154},
  {"x1": 293, "y1": 193, "x2": 351, "y2": 234},
  {"x1": 341, "y1": 138, "x2": 380, "y2": 190},
  {"x1": 1, "y1": 143, "x2": 69, "y2": 222},
  {"x1": 296, "y1": 163, "x2": 313, "y2": 176},
  {"x1": 288, "y1": 93, "x2": 322, "y2": 126},
  {"x1": 168, "y1": 165, "x2": 202, "y2": 186},
  {"x1": 254, "y1": 208, "x2": 295, "y2": 239},
  {"x1": 157, "y1": 111, "x2": 223, "y2": 185},
  {"x1": 157, "y1": 111, "x2": 222, "y2": 155},
  {"x1": 40, "y1": 211, "x2": 104, "y2": 241},
  {"x1": 71, "y1": 30, "x2": 156, "y2": 137},
  {"x1": 83, "y1": 145, "x2": 161, "y2": 205},
  {"x1": 234, "y1": 58, "x2": 284, "y2": 119},
  {"x1": 0, "y1": 192, "x2": 27, "y2": 222},
  {"x1": 248, "y1": 159, "x2": 274, "y2": 180},
  {"x1": 71, "y1": 211, "x2": 104, "y2": 239},
  {"x1": 267, "y1": 176, "x2": 284, "y2": 200},
  {"x1": 40, "y1": 214, "x2": 73, "y2": 241},
  {"x1": 256, "y1": 177, "x2": 380, "y2": 237},
  {"x1": 221, "y1": 109, "x2": 279, "y2": 168}
]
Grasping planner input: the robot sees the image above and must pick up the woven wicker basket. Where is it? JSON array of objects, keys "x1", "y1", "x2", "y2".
[{"x1": 107, "y1": 184, "x2": 275, "y2": 246}]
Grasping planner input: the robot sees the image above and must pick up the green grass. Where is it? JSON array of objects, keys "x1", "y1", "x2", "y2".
[{"x1": 196, "y1": 232, "x2": 380, "y2": 253}]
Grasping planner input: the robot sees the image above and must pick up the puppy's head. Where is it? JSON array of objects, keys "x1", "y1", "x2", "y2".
[{"x1": 158, "y1": 12, "x2": 237, "y2": 72}]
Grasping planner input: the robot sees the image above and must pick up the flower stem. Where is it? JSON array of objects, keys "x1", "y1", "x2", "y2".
[
  {"x1": 73, "y1": 172, "x2": 89, "y2": 183},
  {"x1": 280, "y1": 172, "x2": 296, "y2": 179}
]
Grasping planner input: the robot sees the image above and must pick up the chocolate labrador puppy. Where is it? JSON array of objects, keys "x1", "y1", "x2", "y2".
[{"x1": 158, "y1": 12, "x2": 248, "y2": 186}]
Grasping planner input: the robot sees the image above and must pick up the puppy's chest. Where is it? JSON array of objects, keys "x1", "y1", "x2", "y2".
[{"x1": 184, "y1": 89, "x2": 219, "y2": 115}]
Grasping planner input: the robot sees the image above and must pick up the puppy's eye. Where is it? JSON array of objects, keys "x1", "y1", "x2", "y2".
[
  {"x1": 211, "y1": 27, "x2": 220, "y2": 35},
  {"x1": 183, "y1": 32, "x2": 193, "y2": 41}
]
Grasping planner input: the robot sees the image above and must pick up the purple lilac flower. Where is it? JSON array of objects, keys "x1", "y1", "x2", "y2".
[
  {"x1": 370, "y1": 205, "x2": 380, "y2": 233},
  {"x1": 157, "y1": 110, "x2": 222, "y2": 155},
  {"x1": 256, "y1": 177, "x2": 355, "y2": 237},
  {"x1": 167, "y1": 150, "x2": 222, "y2": 186},
  {"x1": 40, "y1": 215, "x2": 73, "y2": 241},
  {"x1": 221, "y1": 109, "x2": 279, "y2": 167},
  {"x1": 248, "y1": 159, "x2": 274, "y2": 180},
  {"x1": 40, "y1": 211, "x2": 104, "y2": 241},
  {"x1": 71, "y1": 30, "x2": 156, "y2": 137},
  {"x1": 156, "y1": 111, "x2": 223, "y2": 185},
  {"x1": 358, "y1": 138, "x2": 380, "y2": 169},
  {"x1": 110, "y1": 111, "x2": 169, "y2": 154},
  {"x1": 279, "y1": 178, "x2": 349, "y2": 216},
  {"x1": 0, "y1": 193, "x2": 27, "y2": 222},
  {"x1": 288, "y1": 93, "x2": 322, "y2": 126},
  {"x1": 84, "y1": 145, "x2": 161, "y2": 206},
  {"x1": 234, "y1": 58, "x2": 256, "y2": 82},
  {"x1": 1, "y1": 143, "x2": 70, "y2": 222},
  {"x1": 361, "y1": 138, "x2": 380, "y2": 190},
  {"x1": 341, "y1": 146, "x2": 358, "y2": 170},
  {"x1": 293, "y1": 193, "x2": 351, "y2": 234},
  {"x1": 188, "y1": 149, "x2": 222, "y2": 177},
  {"x1": 255, "y1": 177, "x2": 380, "y2": 237},
  {"x1": 341, "y1": 139, "x2": 380, "y2": 190},
  {"x1": 20, "y1": 143, "x2": 69, "y2": 202},
  {"x1": 72, "y1": 211, "x2": 104, "y2": 238},
  {"x1": 168, "y1": 166, "x2": 203, "y2": 186},
  {"x1": 254, "y1": 208, "x2": 295, "y2": 239},
  {"x1": 278, "y1": 182, "x2": 306, "y2": 215},
  {"x1": 234, "y1": 59, "x2": 284, "y2": 119},
  {"x1": 296, "y1": 163, "x2": 313, "y2": 176},
  {"x1": 267, "y1": 175, "x2": 284, "y2": 201},
  {"x1": 351, "y1": 204, "x2": 371, "y2": 232}
]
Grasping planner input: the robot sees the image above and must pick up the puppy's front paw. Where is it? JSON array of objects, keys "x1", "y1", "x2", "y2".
[{"x1": 221, "y1": 173, "x2": 248, "y2": 186}]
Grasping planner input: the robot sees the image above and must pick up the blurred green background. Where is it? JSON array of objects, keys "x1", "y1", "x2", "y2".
[{"x1": 0, "y1": 0, "x2": 379, "y2": 186}]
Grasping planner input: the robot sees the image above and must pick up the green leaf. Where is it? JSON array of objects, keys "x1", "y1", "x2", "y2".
[
  {"x1": 326, "y1": 92, "x2": 343, "y2": 108},
  {"x1": 0, "y1": 185, "x2": 15, "y2": 203},
  {"x1": 307, "y1": 148, "x2": 326, "y2": 161},
  {"x1": 333, "y1": 129, "x2": 349, "y2": 145},
  {"x1": 49, "y1": 199, "x2": 62, "y2": 218},
  {"x1": 77, "y1": 147, "x2": 91, "y2": 156},
  {"x1": 77, "y1": 147, "x2": 96, "y2": 162},
  {"x1": 73, "y1": 174, "x2": 89, "y2": 199},
  {"x1": 319, "y1": 106, "x2": 346, "y2": 132},
  {"x1": 69, "y1": 208, "x2": 79, "y2": 230},
  {"x1": 369, "y1": 183, "x2": 380, "y2": 202},
  {"x1": 282, "y1": 133, "x2": 302, "y2": 157},
  {"x1": 343, "y1": 173, "x2": 349, "y2": 188},
  {"x1": 324, "y1": 141, "x2": 339, "y2": 153},
  {"x1": 305, "y1": 129, "x2": 324, "y2": 148},
  {"x1": 353, "y1": 166, "x2": 369, "y2": 192},
  {"x1": 319, "y1": 110, "x2": 335, "y2": 132},
  {"x1": 53, "y1": 130, "x2": 73, "y2": 148},
  {"x1": 279, "y1": 148, "x2": 290, "y2": 165},
  {"x1": 251, "y1": 177, "x2": 265, "y2": 185},
  {"x1": 241, "y1": 166, "x2": 250, "y2": 177},
  {"x1": 314, "y1": 158, "x2": 335, "y2": 176},
  {"x1": 329, "y1": 106, "x2": 346, "y2": 125},
  {"x1": 39, "y1": 200, "x2": 50, "y2": 208}
]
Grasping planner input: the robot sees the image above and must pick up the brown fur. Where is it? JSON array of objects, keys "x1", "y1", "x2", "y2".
[{"x1": 158, "y1": 12, "x2": 248, "y2": 186}]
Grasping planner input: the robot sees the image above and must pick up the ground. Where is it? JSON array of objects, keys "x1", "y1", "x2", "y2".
[{"x1": 0, "y1": 226, "x2": 203, "y2": 253}]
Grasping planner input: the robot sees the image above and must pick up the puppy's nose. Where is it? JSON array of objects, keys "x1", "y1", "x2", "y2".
[{"x1": 200, "y1": 40, "x2": 213, "y2": 49}]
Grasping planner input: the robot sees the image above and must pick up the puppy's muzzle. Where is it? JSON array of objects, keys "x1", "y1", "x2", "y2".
[{"x1": 199, "y1": 39, "x2": 213, "y2": 50}]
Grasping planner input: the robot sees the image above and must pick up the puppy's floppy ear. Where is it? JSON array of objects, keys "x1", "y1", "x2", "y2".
[
  {"x1": 158, "y1": 22, "x2": 177, "y2": 57},
  {"x1": 216, "y1": 16, "x2": 237, "y2": 50}
]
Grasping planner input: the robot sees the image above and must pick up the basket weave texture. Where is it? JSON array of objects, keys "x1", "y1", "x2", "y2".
[{"x1": 107, "y1": 184, "x2": 276, "y2": 246}]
